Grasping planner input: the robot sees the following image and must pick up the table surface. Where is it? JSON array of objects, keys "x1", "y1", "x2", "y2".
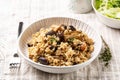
[{"x1": 0, "y1": 0, "x2": 120, "y2": 80}]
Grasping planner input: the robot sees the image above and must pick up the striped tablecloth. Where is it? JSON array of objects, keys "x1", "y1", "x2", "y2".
[{"x1": 0, "y1": 0, "x2": 120, "y2": 80}]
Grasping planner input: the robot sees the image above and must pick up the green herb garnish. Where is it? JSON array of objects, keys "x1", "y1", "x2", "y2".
[
  {"x1": 99, "y1": 36, "x2": 112, "y2": 67},
  {"x1": 68, "y1": 38, "x2": 74, "y2": 43},
  {"x1": 49, "y1": 37, "x2": 57, "y2": 43}
]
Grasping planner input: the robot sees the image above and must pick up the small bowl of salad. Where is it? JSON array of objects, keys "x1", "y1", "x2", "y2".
[{"x1": 92, "y1": 0, "x2": 120, "y2": 29}]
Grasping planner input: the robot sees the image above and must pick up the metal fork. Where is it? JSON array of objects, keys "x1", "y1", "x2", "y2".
[{"x1": 9, "y1": 22, "x2": 23, "y2": 72}]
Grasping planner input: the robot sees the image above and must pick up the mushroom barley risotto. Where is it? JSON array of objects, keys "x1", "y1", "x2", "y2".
[{"x1": 27, "y1": 24, "x2": 94, "y2": 66}]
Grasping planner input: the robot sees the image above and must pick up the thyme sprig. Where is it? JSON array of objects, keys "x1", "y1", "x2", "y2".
[{"x1": 99, "y1": 36, "x2": 112, "y2": 67}]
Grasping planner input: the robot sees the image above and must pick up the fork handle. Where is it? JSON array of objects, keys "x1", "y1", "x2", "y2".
[{"x1": 18, "y1": 22, "x2": 23, "y2": 37}]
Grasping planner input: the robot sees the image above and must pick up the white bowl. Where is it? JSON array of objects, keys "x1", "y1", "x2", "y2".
[
  {"x1": 18, "y1": 17, "x2": 102, "y2": 73},
  {"x1": 92, "y1": 0, "x2": 120, "y2": 29}
]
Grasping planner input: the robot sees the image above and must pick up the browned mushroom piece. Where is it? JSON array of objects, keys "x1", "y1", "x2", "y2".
[
  {"x1": 45, "y1": 30, "x2": 56, "y2": 36},
  {"x1": 38, "y1": 57, "x2": 49, "y2": 65},
  {"x1": 56, "y1": 32, "x2": 64, "y2": 42},
  {"x1": 69, "y1": 25, "x2": 76, "y2": 31},
  {"x1": 64, "y1": 31, "x2": 81, "y2": 40},
  {"x1": 27, "y1": 43, "x2": 33, "y2": 47}
]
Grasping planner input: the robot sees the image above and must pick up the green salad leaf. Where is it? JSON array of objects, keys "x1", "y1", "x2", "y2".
[{"x1": 95, "y1": 0, "x2": 120, "y2": 20}]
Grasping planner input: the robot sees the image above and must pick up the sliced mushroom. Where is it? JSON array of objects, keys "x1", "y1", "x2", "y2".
[
  {"x1": 45, "y1": 30, "x2": 56, "y2": 36},
  {"x1": 64, "y1": 31, "x2": 81, "y2": 40},
  {"x1": 56, "y1": 32, "x2": 64, "y2": 42},
  {"x1": 39, "y1": 57, "x2": 49, "y2": 65},
  {"x1": 69, "y1": 25, "x2": 76, "y2": 31},
  {"x1": 27, "y1": 43, "x2": 33, "y2": 47},
  {"x1": 60, "y1": 24, "x2": 67, "y2": 29}
]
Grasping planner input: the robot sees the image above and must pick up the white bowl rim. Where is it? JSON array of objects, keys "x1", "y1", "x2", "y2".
[
  {"x1": 92, "y1": 0, "x2": 120, "y2": 22},
  {"x1": 18, "y1": 17, "x2": 102, "y2": 69}
]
